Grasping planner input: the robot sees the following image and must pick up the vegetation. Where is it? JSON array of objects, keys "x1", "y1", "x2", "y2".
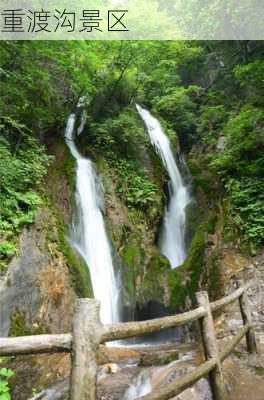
[
  {"x1": 0, "y1": 39, "x2": 263, "y2": 309},
  {"x1": 168, "y1": 222, "x2": 207, "y2": 310},
  {"x1": 0, "y1": 117, "x2": 50, "y2": 269},
  {"x1": 114, "y1": 159, "x2": 158, "y2": 210},
  {"x1": 9, "y1": 311, "x2": 47, "y2": 337},
  {"x1": 57, "y1": 212, "x2": 94, "y2": 298},
  {"x1": 212, "y1": 107, "x2": 264, "y2": 250},
  {"x1": 0, "y1": 366, "x2": 14, "y2": 400}
]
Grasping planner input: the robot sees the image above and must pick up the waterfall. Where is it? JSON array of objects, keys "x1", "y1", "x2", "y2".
[
  {"x1": 136, "y1": 105, "x2": 191, "y2": 268},
  {"x1": 65, "y1": 113, "x2": 119, "y2": 324},
  {"x1": 123, "y1": 372, "x2": 152, "y2": 400}
]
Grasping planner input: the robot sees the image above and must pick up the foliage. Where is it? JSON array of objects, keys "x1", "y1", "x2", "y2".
[
  {"x1": 211, "y1": 106, "x2": 264, "y2": 248},
  {"x1": 57, "y1": 212, "x2": 94, "y2": 298},
  {"x1": 234, "y1": 60, "x2": 264, "y2": 105},
  {"x1": 0, "y1": 42, "x2": 100, "y2": 131},
  {"x1": 0, "y1": 39, "x2": 264, "y2": 303},
  {"x1": 225, "y1": 178, "x2": 264, "y2": 248},
  {"x1": 88, "y1": 107, "x2": 146, "y2": 156},
  {"x1": 153, "y1": 86, "x2": 201, "y2": 149},
  {"x1": 173, "y1": 0, "x2": 262, "y2": 40},
  {"x1": 169, "y1": 222, "x2": 207, "y2": 309},
  {"x1": 0, "y1": 119, "x2": 51, "y2": 264},
  {"x1": 0, "y1": 367, "x2": 14, "y2": 400},
  {"x1": 9, "y1": 310, "x2": 47, "y2": 337},
  {"x1": 197, "y1": 105, "x2": 228, "y2": 144},
  {"x1": 0, "y1": 242, "x2": 17, "y2": 259},
  {"x1": 114, "y1": 159, "x2": 158, "y2": 210},
  {"x1": 213, "y1": 107, "x2": 264, "y2": 177}
]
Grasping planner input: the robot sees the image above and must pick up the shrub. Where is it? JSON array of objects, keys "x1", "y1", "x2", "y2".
[
  {"x1": 212, "y1": 107, "x2": 263, "y2": 177},
  {"x1": 225, "y1": 177, "x2": 264, "y2": 248},
  {"x1": 114, "y1": 159, "x2": 158, "y2": 210},
  {"x1": 212, "y1": 106, "x2": 264, "y2": 248},
  {"x1": 153, "y1": 86, "x2": 201, "y2": 150},
  {"x1": 0, "y1": 367, "x2": 14, "y2": 400},
  {"x1": 0, "y1": 118, "x2": 51, "y2": 265},
  {"x1": 0, "y1": 242, "x2": 17, "y2": 259},
  {"x1": 197, "y1": 105, "x2": 228, "y2": 144}
]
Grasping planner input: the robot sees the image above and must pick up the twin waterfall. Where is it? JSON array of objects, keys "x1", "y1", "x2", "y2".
[
  {"x1": 136, "y1": 105, "x2": 191, "y2": 268},
  {"x1": 65, "y1": 105, "x2": 190, "y2": 325},
  {"x1": 65, "y1": 114, "x2": 119, "y2": 324}
]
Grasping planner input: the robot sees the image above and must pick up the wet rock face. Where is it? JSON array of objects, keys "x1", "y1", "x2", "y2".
[
  {"x1": 98, "y1": 366, "x2": 141, "y2": 400},
  {"x1": 0, "y1": 208, "x2": 75, "y2": 337},
  {"x1": 173, "y1": 378, "x2": 212, "y2": 400},
  {"x1": 98, "y1": 155, "x2": 171, "y2": 316},
  {"x1": 29, "y1": 378, "x2": 69, "y2": 400},
  {"x1": 97, "y1": 346, "x2": 211, "y2": 400}
]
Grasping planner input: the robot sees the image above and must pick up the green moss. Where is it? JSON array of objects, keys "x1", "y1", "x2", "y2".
[
  {"x1": 233, "y1": 350, "x2": 243, "y2": 359},
  {"x1": 48, "y1": 139, "x2": 76, "y2": 192},
  {"x1": 120, "y1": 233, "x2": 143, "y2": 300},
  {"x1": 9, "y1": 310, "x2": 48, "y2": 337},
  {"x1": 185, "y1": 202, "x2": 201, "y2": 246},
  {"x1": 140, "y1": 350, "x2": 179, "y2": 366},
  {"x1": 255, "y1": 367, "x2": 264, "y2": 376},
  {"x1": 168, "y1": 209, "x2": 226, "y2": 310},
  {"x1": 63, "y1": 149, "x2": 76, "y2": 192},
  {"x1": 120, "y1": 230, "x2": 171, "y2": 306},
  {"x1": 46, "y1": 138, "x2": 93, "y2": 299},
  {"x1": 168, "y1": 222, "x2": 207, "y2": 310},
  {"x1": 207, "y1": 250, "x2": 223, "y2": 300},
  {"x1": 184, "y1": 223, "x2": 206, "y2": 297},
  {"x1": 168, "y1": 267, "x2": 188, "y2": 310},
  {"x1": 140, "y1": 254, "x2": 170, "y2": 304},
  {"x1": 187, "y1": 156, "x2": 220, "y2": 197},
  {"x1": 57, "y1": 216, "x2": 93, "y2": 298},
  {"x1": 207, "y1": 214, "x2": 217, "y2": 234}
]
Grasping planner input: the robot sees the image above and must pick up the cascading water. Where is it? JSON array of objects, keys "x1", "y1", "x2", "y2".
[
  {"x1": 136, "y1": 105, "x2": 191, "y2": 268},
  {"x1": 123, "y1": 372, "x2": 152, "y2": 400},
  {"x1": 65, "y1": 113, "x2": 119, "y2": 324}
]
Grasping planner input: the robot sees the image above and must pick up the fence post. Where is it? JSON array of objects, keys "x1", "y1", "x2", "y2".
[
  {"x1": 236, "y1": 280, "x2": 257, "y2": 354},
  {"x1": 196, "y1": 291, "x2": 227, "y2": 400},
  {"x1": 71, "y1": 298, "x2": 102, "y2": 400}
]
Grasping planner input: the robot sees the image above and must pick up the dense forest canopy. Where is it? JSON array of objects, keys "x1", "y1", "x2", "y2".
[{"x1": 0, "y1": 40, "x2": 263, "y2": 271}]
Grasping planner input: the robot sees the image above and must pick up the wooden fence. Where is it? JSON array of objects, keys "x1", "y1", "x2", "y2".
[{"x1": 0, "y1": 280, "x2": 257, "y2": 400}]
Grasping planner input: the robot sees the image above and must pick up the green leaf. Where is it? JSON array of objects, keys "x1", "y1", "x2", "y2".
[{"x1": 0, "y1": 368, "x2": 14, "y2": 378}]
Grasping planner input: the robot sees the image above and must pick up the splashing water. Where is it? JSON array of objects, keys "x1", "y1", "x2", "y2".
[
  {"x1": 65, "y1": 113, "x2": 119, "y2": 324},
  {"x1": 123, "y1": 372, "x2": 152, "y2": 400},
  {"x1": 136, "y1": 105, "x2": 191, "y2": 268}
]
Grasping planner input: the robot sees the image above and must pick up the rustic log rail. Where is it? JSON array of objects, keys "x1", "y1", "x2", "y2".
[{"x1": 0, "y1": 280, "x2": 257, "y2": 400}]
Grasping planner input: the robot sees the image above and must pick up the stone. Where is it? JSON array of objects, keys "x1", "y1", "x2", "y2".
[{"x1": 0, "y1": 208, "x2": 75, "y2": 337}]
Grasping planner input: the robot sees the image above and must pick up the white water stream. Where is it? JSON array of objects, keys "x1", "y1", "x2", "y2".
[
  {"x1": 123, "y1": 372, "x2": 152, "y2": 400},
  {"x1": 136, "y1": 105, "x2": 191, "y2": 268},
  {"x1": 65, "y1": 113, "x2": 119, "y2": 324}
]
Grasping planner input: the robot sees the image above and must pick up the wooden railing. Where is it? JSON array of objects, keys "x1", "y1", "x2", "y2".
[{"x1": 0, "y1": 280, "x2": 257, "y2": 400}]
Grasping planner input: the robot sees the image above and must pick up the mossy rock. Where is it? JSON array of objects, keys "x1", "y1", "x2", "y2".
[
  {"x1": 120, "y1": 230, "x2": 171, "y2": 308},
  {"x1": 168, "y1": 221, "x2": 208, "y2": 310},
  {"x1": 168, "y1": 210, "x2": 224, "y2": 311},
  {"x1": 185, "y1": 200, "x2": 201, "y2": 249},
  {"x1": 139, "y1": 253, "x2": 171, "y2": 306},
  {"x1": 206, "y1": 249, "x2": 223, "y2": 300},
  {"x1": 47, "y1": 138, "x2": 76, "y2": 198},
  {"x1": 57, "y1": 213, "x2": 93, "y2": 299},
  {"x1": 187, "y1": 156, "x2": 221, "y2": 198},
  {"x1": 120, "y1": 233, "x2": 144, "y2": 301},
  {"x1": 9, "y1": 310, "x2": 48, "y2": 337}
]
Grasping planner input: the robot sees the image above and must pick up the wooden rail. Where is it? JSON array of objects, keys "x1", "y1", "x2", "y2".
[{"x1": 0, "y1": 280, "x2": 257, "y2": 400}]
